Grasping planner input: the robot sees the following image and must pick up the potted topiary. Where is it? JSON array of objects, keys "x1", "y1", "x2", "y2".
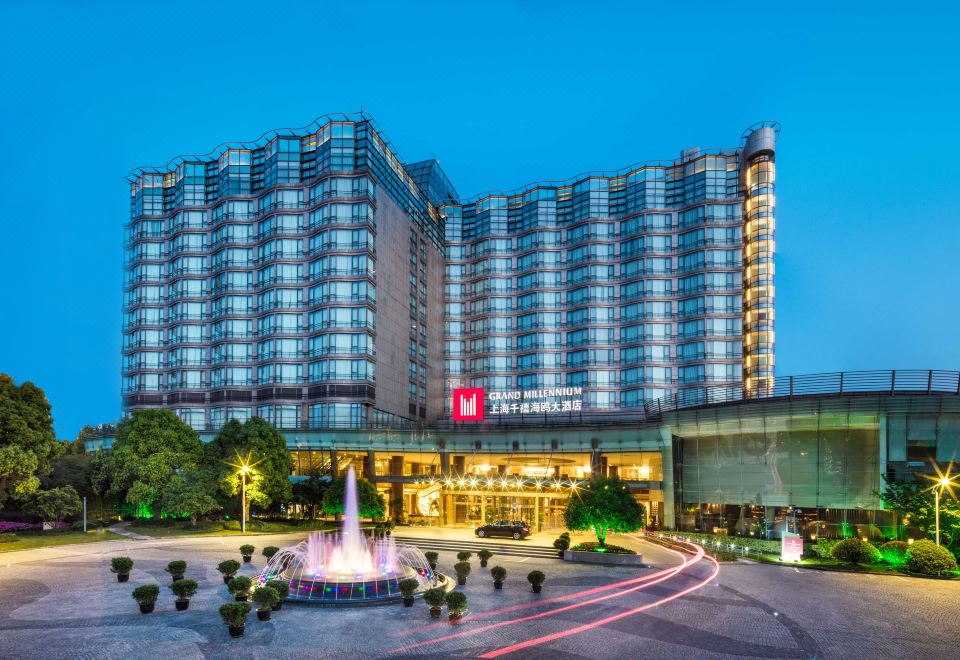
[
  {"x1": 424, "y1": 551, "x2": 439, "y2": 570},
  {"x1": 252, "y1": 586, "x2": 280, "y2": 621},
  {"x1": 218, "y1": 559, "x2": 241, "y2": 585},
  {"x1": 265, "y1": 580, "x2": 290, "y2": 611},
  {"x1": 445, "y1": 591, "x2": 468, "y2": 623},
  {"x1": 477, "y1": 549, "x2": 493, "y2": 568},
  {"x1": 453, "y1": 561, "x2": 471, "y2": 586},
  {"x1": 262, "y1": 546, "x2": 280, "y2": 561},
  {"x1": 228, "y1": 576, "x2": 253, "y2": 601},
  {"x1": 239, "y1": 544, "x2": 255, "y2": 563},
  {"x1": 456, "y1": 551, "x2": 472, "y2": 563},
  {"x1": 423, "y1": 587, "x2": 446, "y2": 618},
  {"x1": 170, "y1": 578, "x2": 198, "y2": 611},
  {"x1": 490, "y1": 565, "x2": 507, "y2": 589},
  {"x1": 385, "y1": 520, "x2": 394, "y2": 536},
  {"x1": 553, "y1": 535, "x2": 570, "y2": 559},
  {"x1": 132, "y1": 584, "x2": 160, "y2": 614},
  {"x1": 398, "y1": 577, "x2": 419, "y2": 606},
  {"x1": 165, "y1": 560, "x2": 187, "y2": 582},
  {"x1": 219, "y1": 601, "x2": 251, "y2": 637},
  {"x1": 111, "y1": 556, "x2": 134, "y2": 582},
  {"x1": 527, "y1": 570, "x2": 546, "y2": 593}
]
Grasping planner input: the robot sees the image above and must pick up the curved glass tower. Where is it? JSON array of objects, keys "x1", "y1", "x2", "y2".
[{"x1": 122, "y1": 114, "x2": 777, "y2": 429}]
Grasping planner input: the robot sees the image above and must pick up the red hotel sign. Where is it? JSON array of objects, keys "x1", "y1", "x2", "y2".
[{"x1": 453, "y1": 388, "x2": 484, "y2": 421}]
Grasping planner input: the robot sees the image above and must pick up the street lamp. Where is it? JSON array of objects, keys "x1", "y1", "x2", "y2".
[
  {"x1": 239, "y1": 464, "x2": 251, "y2": 534},
  {"x1": 926, "y1": 466, "x2": 958, "y2": 547}
]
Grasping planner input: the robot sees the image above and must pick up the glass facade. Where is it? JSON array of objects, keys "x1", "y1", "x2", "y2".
[{"x1": 124, "y1": 113, "x2": 777, "y2": 429}]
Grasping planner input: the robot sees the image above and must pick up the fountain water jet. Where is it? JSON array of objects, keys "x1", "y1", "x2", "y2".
[{"x1": 257, "y1": 466, "x2": 454, "y2": 604}]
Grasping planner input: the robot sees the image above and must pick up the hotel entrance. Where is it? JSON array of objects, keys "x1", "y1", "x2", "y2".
[{"x1": 449, "y1": 492, "x2": 568, "y2": 531}]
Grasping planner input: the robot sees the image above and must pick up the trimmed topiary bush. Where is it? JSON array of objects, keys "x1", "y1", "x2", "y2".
[
  {"x1": 477, "y1": 549, "x2": 493, "y2": 567},
  {"x1": 398, "y1": 577, "x2": 420, "y2": 606},
  {"x1": 445, "y1": 590, "x2": 468, "y2": 621},
  {"x1": 453, "y1": 561, "x2": 471, "y2": 585},
  {"x1": 553, "y1": 535, "x2": 570, "y2": 558},
  {"x1": 490, "y1": 565, "x2": 507, "y2": 589},
  {"x1": 879, "y1": 541, "x2": 909, "y2": 567},
  {"x1": 527, "y1": 570, "x2": 545, "y2": 593},
  {"x1": 228, "y1": 575, "x2": 253, "y2": 601},
  {"x1": 262, "y1": 546, "x2": 280, "y2": 560},
  {"x1": 220, "y1": 601, "x2": 251, "y2": 637},
  {"x1": 217, "y1": 559, "x2": 241, "y2": 584},
  {"x1": 830, "y1": 538, "x2": 880, "y2": 565},
  {"x1": 165, "y1": 560, "x2": 187, "y2": 581},
  {"x1": 423, "y1": 586, "x2": 447, "y2": 618},
  {"x1": 170, "y1": 579, "x2": 198, "y2": 610},
  {"x1": 132, "y1": 584, "x2": 160, "y2": 613},
  {"x1": 907, "y1": 539, "x2": 958, "y2": 575},
  {"x1": 111, "y1": 556, "x2": 133, "y2": 582},
  {"x1": 265, "y1": 579, "x2": 289, "y2": 610},
  {"x1": 456, "y1": 551, "x2": 472, "y2": 562},
  {"x1": 252, "y1": 586, "x2": 280, "y2": 620},
  {"x1": 239, "y1": 544, "x2": 255, "y2": 562},
  {"x1": 424, "y1": 551, "x2": 439, "y2": 569}
]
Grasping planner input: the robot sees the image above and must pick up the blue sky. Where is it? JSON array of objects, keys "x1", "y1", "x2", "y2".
[{"x1": 1, "y1": 1, "x2": 958, "y2": 438}]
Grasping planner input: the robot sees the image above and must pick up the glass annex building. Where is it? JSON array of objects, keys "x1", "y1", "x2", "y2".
[{"x1": 95, "y1": 113, "x2": 960, "y2": 537}]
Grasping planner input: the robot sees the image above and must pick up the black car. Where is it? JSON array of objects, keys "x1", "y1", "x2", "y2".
[{"x1": 475, "y1": 520, "x2": 531, "y2": 540}]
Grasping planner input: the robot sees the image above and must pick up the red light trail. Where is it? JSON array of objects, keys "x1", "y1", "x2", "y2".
[{"x1": 391, "y1": 537, "x2": 716, "y2": 655}]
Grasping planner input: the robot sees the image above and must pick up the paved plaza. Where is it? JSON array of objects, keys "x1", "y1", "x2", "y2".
[{"x1": 0, "y1": 528, "x2": 958, "y2": 659}]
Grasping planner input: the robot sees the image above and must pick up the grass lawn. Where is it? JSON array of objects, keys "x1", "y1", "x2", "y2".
[
  {"x1": 0, "y1": 530, "x2": 126, "y2": 552},
  {"x1": 127, "y1": 520, "x2": 338, "y2": 538}
]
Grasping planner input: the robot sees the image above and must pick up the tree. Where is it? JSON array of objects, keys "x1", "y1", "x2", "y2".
[
  {"x1": 292, "y1": 473, "x2": 329, "y2": 519},
  {"x1": 879, "y1": 479, "x2": 960, "y2": 546},
  {"x1": 24, "y1": 486, "x2": 82, "y2": 526},
  {"x1": 0, "y1": 374, "x2": 63, "y2": 507},
  {"x1": 90, "y1": 450, "x2": 114, "y2": 520},
  {"x1": 107, "y1": 410, "x2": 204, "y2": 519},
  {"x1": 205, "y1": 418, "x2": 294, "y2": 515},
  {"x1": 42, "y1": 453, "x2": 95, "y2": 499},
  {"x1": 161, "y1": 469, "x2": 222, "y2": 526},
  {"x1": 563, "y1": 476, "x2": 645, "y2": 547},
  {"x1": 322, "y1": 473, "x2": 385, "y2": 519}
]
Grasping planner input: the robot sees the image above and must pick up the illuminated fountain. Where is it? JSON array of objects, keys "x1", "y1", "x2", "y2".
[{"x1": 258, "y1": 467, "x2": 454, "y2": 604}]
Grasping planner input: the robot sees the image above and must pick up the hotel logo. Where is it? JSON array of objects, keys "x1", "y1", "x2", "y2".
[{"x1": 453, "y1": 387, "x2": 484, "y2": 421}]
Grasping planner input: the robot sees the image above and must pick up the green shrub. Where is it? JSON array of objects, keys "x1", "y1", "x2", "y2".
[
  {"x1": 527, "y1": 570, "x2": 546, "y2": 586},
  {"x1": 110, "y1": 556, "x2": 134, "y2": 575},
  {"x1": 445, "y1": 590, "x2": 468, "y2": 615},
  {"x1": 217, "y1": 559, "x2": 241, "y2": 577},
  {"x1": 132, "y1": 584, "x2": 160, "y2": 604},
  {"x1": 477, "y1": 549, "x2": 493, "y2": 562},
  {"x1": 675, "y1": 532, "x2": 781, "y2": 554},
  {"x1": 453, "y1": 561, "x2": 471, "y2": 579},
  {"x1": 0, "y1": 533, "x2": 18, "y2": 543},
  {"x1": 265, "y1": 579, "x2": 290, "y2": 600},
  {"x1": 553, "y1": 536, "x2": 570, "y2": 551},
  {"x1": 907, "y1": 539, "x2": 958, "y2": 575},
  {"x1": 830, "y1": 538, "x2": 879, "y2": 565},
  {"x1": 559, "y1": 531, "x2": 570, "y2": 540},
  {"x1": 811, "y1": 539, "x2": 839, "y2": 559},
  {"x1": 423, "y1": 587, "x2": 447, "y2": 608},
  {"x1": 879, "y1": 541, "x2": 909, "y2": 566},
  {"x1": 228, "y1": 575, "x2": 253, "y2": 596},
  {"x1": 252, "y1": 586, "x2": 280, "y2": 610},
  {"x1": 571, "y1": 542, "x2": 636, "y2": 555},
  {"x1": 424, "y1": 551, "x2": 439, "y2": 564},
  {"x1": 398, "y1": 578, "x2": 420, "y2": 597},
  {"x1": 262, "y1": 546, "x2": 280, "y2": 559},
  {"x1": 170, "y1": 579, "x2": 198, "y2": 600},
  {"x1": 490, "y1": 565, "x2": 507, "y2": 582},
  {"x1": 239, "y1": 544, "x2": 255, "y2": 556},
  {"x1": 219, "y1": 601, "x2": 251, "y2": 626},
  {"x1": 456, "y1": 551, "x2": 472, "y2": 562},
  {"x1": 165, "y1": 560, "x2": 187, "y2": 577}
]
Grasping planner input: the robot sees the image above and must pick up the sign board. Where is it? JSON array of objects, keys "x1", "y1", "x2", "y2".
[
  {"x1": 453, "y1": 388, "x2": 484, "y2": 421},
  {"x1": 489, "y1": 387, "x2": 584, "y2": 416},
  {"x1": 781, "y1": 534, "x2": 803, "y2": 562}
]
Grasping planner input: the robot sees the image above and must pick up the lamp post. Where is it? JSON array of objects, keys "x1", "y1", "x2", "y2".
[
  {"x1": 240, "y1": 465, "x2": 250, "y2": 534},
  {"x1": 934, "y1": 476, "x2": 954, "y2": 546}
]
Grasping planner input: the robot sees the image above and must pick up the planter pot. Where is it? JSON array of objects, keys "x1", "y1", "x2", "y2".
[
  {"x1": 449, "y1": 612, "x2": 463, "y2": 623},
  {"x1": 403, "y1": 596, "x2": 415, "y2": 607},
  {"x1": 222, "y1": 575, "x2": 233, "y2": 585},
  {"x1": 117, "y1": 574, "x2": 130, "y2": 583},
  {"x1": 272, "y1": 602, "x2": 283, "y2": 611},
  {"x1": 175, "y1": 599, "x2": 190, "y2": 611},
  {"x1": 493, "y1": 581, "x2": 503, "y2": 590},
  {"x1": 557, "y1": 551, "x2": 565, "y2": 559},
  {"x1": 234, "y1": 595, "x2": 249, "y2": 602},
  {"x1": 257, "y1": 609, "x2": 272, "y2": 621},
  {"x1": 480, "y1": 560, "x2": 488, "y2": 568},
  {"x1": 386, "y1": 531, "x2": 392, "y2": 536},
  {"x1": 429, "y1": 606, "x2": 441, "y2": 619},
  {"x1": 242, "y1": 556, "x2": 252, "y2": 563},
  {"x1": 228, "y1": 625, "x2": 245, "y2": 638},
  {"x1": 532, "y1": 584, "x2": 543, "y2": 594},
  {"x1": 139, "y1": 602, "x2": 155, "y2": 614},
  {"x1": 457, "y1": 577, "x2": 467, "y2": 586}
]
